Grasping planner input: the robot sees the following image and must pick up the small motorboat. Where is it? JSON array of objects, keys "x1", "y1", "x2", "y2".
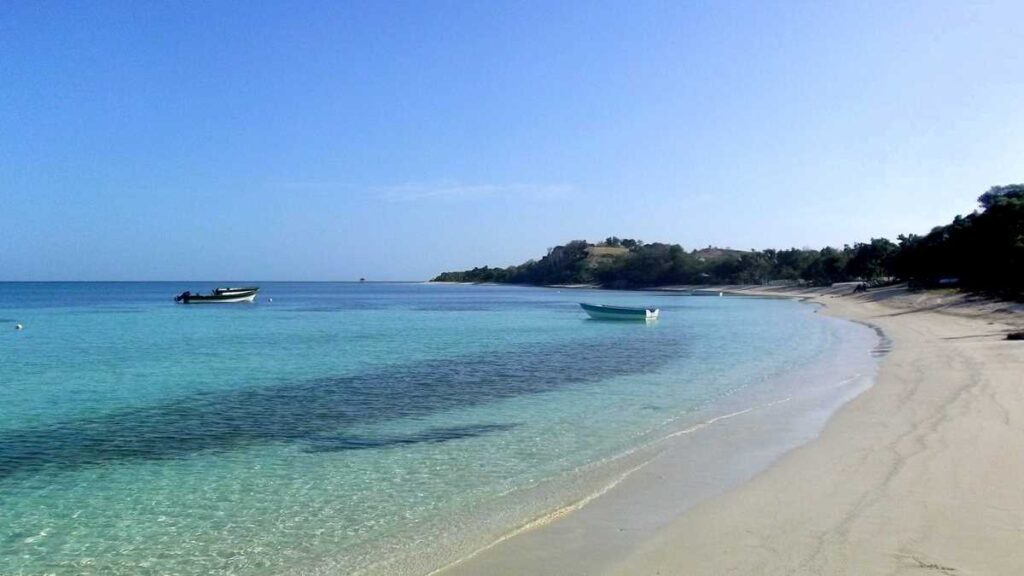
[
  {"x1": 579, "y1": 303, "x2": 659, "y2": 321},
  {"x1": 175, "y1": 287, "x2": 259, "y2": 304}
]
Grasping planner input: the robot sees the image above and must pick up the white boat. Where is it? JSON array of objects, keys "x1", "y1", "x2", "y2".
[
  {"x1": 175, "y1": 287, "x2": 259, "y2": 304},
  {"x1": 579, "y1": 303, "x2": 659, "y2": 321}
]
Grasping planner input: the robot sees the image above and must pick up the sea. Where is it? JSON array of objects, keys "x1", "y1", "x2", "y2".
[{"x1": 0, "y1": 282, "x2": 879, "y2": 575}]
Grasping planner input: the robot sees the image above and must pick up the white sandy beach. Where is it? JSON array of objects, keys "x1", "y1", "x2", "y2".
[{"x1": 440, "y1": 287, "x2": 1024, "y2": 575}]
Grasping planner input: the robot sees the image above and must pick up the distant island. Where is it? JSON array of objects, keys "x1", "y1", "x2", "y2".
[{"x1": 433, "y1": 184, "x2": 1023, "y2": 297}]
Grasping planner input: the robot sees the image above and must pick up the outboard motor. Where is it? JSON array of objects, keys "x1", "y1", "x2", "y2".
[{"x1": 175, "y1": 291, "x2": 190, "y2": 303}]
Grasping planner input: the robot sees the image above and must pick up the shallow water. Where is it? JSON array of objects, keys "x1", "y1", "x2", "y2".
[{"x1": 0, "y1": 282, "x2": 876, "y2": 575}]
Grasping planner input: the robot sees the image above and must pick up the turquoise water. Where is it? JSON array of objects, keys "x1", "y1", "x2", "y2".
[{"x1": 0, "y1": 283, "x2": 875, "y2": 575}]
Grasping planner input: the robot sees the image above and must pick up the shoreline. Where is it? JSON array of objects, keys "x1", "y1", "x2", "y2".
[{"x1": 435, "y1": 286, "x2": 1023, "y2": 575}]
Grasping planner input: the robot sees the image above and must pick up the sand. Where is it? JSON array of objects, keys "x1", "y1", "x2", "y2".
[{"x1": 438, "y1": 287, "x2": 1024, "y2": 575}]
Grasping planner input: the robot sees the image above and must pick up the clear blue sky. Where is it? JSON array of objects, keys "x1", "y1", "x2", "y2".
[{"x1": 2, "y1": 1, "x2": 1022, "y2": 280}]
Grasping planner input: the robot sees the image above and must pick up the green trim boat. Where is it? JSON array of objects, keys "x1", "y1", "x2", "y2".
[{"x1": 579, "y1": 303, "x2": 659, "y2": 321}]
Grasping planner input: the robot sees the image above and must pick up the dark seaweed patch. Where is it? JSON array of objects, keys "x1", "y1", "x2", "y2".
[
  {"x1": 868, "y1": 324, "x2": 893, "y2": 357},
  {"x1": 0, "y1": 329, "x2": 686, "y2": 481}
]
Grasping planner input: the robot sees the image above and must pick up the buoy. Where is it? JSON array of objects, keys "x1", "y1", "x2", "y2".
[{"x1": 14, "y1": 323, "x2": 23, "y2": 330}]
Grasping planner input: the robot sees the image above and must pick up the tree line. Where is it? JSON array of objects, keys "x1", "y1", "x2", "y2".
[{"x1": 432, "y1": 184, "x2": 1024, "y2": 297}]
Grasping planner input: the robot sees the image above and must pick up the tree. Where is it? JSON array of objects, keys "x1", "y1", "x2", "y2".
[
  {"x1": 978, "y1": 184, "x2": 1024, "y2": 210},
  {"x1": 846, "y1": 238, "x2": 897, "y2": 281},
  {"x1": 801, "y1": 247, "x2": 850, "y2": 285}
]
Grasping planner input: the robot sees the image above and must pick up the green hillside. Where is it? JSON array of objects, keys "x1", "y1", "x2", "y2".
[{"x1": 433, "y1": 184, "x2": 1024, "y2": 297}]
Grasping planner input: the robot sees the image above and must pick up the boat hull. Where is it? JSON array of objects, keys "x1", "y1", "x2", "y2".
[
  {"x1": 181, "y1": 293, "x2": 257, "y2": 303},
  {"x1": 579, "y1": 303, "x2": 659, "y2": 321}
]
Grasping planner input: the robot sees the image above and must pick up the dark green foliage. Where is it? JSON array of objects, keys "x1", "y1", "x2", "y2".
[
  {"x1": 846, "y1": 238, "x2": 898, "y2": 281},
  {"x1": 432, "y1": 183, "x2": 1023, "y2": 296},
  {"x1": 895, "y1": 185, "x2": 1024, "y2": 295},
  {"x1": 978, "y1": 184, "x2": 1024, "y2": 210}
]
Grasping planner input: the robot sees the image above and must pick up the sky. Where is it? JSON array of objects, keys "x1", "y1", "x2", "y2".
[{"x1": 1, "y1": 1, "x2": 1022, "y2": 280}]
